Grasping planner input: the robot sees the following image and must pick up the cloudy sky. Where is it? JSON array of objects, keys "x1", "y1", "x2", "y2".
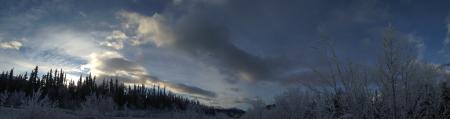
[{"x1": 1, "y1": 0, "x2": 450, "y2": 109}]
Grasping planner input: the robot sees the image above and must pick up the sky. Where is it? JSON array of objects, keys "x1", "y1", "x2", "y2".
[{"x1": 1, "y1": 0, "x2": 450, "y2": 109}]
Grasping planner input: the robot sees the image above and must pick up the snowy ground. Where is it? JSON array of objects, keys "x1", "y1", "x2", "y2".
[{"x1": 0, "y1": 107, "x2": 230, "y2": 119}]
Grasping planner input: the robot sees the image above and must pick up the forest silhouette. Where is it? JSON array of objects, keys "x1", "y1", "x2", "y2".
[{"x1": 0, "y1": 66, "x2": 244, "y2": 117}]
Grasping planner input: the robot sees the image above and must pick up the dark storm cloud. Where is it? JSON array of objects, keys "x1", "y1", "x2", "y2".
[
  {"x1": 221, "y1": 0, "x2": 389, "y2": 62},
  {"x1": 171, "y1": 15, "x2": 273, "y2": 82},
  {"x1": 131, "y1": 0, "x2": 391, "y2": 83}
]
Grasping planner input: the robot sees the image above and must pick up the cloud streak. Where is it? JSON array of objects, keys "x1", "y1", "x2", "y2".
[
  {"x1": 85, "y1": 51, "x2": 217, "y2": 98},
  {"x1": 0, "y1": 41, "x2": 22, "y2": 50}
]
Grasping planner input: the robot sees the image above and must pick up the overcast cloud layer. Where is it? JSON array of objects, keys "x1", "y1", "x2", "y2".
[{"x1": 1, "y1": 0, "x2": 450, "y2": 108}]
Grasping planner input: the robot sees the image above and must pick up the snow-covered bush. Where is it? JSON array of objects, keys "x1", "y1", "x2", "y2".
[
  {"x1": 5, "y1": 91, "x2": 26, "y2": 108},
  {"x1": 0, "y1": 91, "x2": 7, "y2": 106},
  {"x1": 80, "y1": 94, "x2": 117, "y2": 118},
  {"x1": 169, "y1": 106, "x2": 230, "y2": 119},
  {"x1": 22, "y1": 90, "x2": 53, "y2": 108},
  {"x1": 5, "y1": 90, "x2": 72, "y2": 119},
  {"x1": 243, "y1": 27, "x2": 449, "y2": 119}
]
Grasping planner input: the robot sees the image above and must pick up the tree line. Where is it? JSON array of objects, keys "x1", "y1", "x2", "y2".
[{"x1": 0, "y1": 66, "x2": 209, "y2": 111}]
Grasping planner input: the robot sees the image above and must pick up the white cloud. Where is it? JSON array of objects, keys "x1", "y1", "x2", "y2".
[
  {"x1": 118, "y1": 11, "x2": 174, "y2": 47},
  {"x1": 100, "y1": 30, "x2": 128, "y2": 50},
  {"x1": 107, "y1": 30, "x2": 128, "y2": 40},
  {"x1": 0, "y1": 41, "x2": 23, "y2": 50}
]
